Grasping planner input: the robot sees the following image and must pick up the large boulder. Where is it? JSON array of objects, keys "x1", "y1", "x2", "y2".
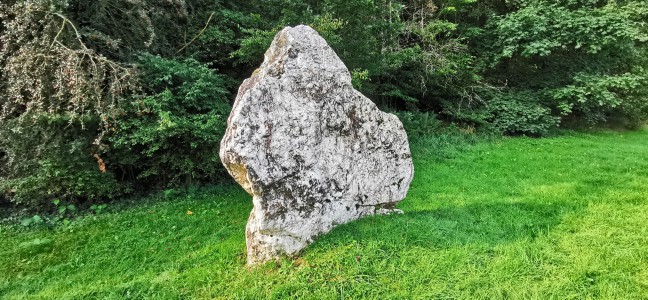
[{"x1": 220, "y1": 25, "x2": 414, "y2": 265}]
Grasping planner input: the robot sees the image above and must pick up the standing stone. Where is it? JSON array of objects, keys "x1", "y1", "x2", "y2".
[{"x1": 220, "y1": 25, "x2": 414, "y2": 265}]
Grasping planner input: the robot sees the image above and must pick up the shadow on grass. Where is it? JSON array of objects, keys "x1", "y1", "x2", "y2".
[{"x1": 306, "y1": 200, "x2": 582, "y2": 253}]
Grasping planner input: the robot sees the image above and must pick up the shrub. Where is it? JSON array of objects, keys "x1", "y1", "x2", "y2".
[
  {"x1": 476, "y1": 0, "x2": 648, "y2": 128},
  {"x1": 105, "y1": 54, "x2": 233, "y2": 189},
  {"x1": 487, "y1": 91, "x2": 560, "y2": 136},
  {"x1": 0, "y1": 1, "x2": 130, "y2": 207},
  {"x1": 0, "y1": 115, "x2": 124, "y2": 207},
  {"x1": 0, "y1": 1, "x2": 134, "y2": 122},
  {"x1": 549, "y1": 73, "x2": 647, "y2": 126},
  {"x1": 392, "y1": 111, "x2": 443, "y2": 140}
]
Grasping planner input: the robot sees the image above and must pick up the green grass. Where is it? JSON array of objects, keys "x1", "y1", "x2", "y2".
[{"x1": 2, "y1": 129, "x2": 648, "y2": 299}]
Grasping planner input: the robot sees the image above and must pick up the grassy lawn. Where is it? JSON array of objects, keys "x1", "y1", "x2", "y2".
[{"x1": 1, "y1": 129, "x2": 648, "y2": 299}]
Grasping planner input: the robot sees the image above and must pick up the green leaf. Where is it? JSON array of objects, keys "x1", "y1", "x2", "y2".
[
  {"x1": 32, "y1": 215, "x2": 43, "y2": 223},
  {"x1": 20, "y1": 218, "x2": 33, "y2": 227}
]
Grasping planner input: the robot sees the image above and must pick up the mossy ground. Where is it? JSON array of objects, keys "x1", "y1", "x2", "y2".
[{"x1": 1, "y1": 129, "x2": 647, "y2": 299}]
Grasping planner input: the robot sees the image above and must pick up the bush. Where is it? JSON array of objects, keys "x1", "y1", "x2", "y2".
[
  {"x1": 549, "y1": 73, "x2": 647, "y2": 126},
  {"x1": 475, "y1": 0, "x2": 648, "y2": 128},
  {"x1": 487, "y1": 91, "x2": 560, "y2": 136},
  {"x1": 105, "y1": 54, "x2": 233, "y2": 189},
  {"x1": 442, "y1": 90, "x2": 560, "y2": 136},
  {"x1": 392, "y1": 111, "x2": 444, "y2": 140},
  {"x1": 0, "y1": 115, "x2": 124, "y2": 207},
  {"x1": 0, "y1": 53, "x2": 235, "y2": 207},
  {"x1": 612, "y1": 91, "x2": 648, "y2": 129},
  {"x1": 0, "y1": 1, "x2": 134, "y2": 122},
  {"x1": 0, "y1": 1, "x2": 129, "y2": 207}
]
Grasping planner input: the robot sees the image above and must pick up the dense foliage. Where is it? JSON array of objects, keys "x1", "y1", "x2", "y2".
[
  {"x1": 473, "y1": 0, "x2": 648, "y2": 130},
  {"x1": 106, "y1": 54, "x2": 232, "y2": 189},
  {"x1": 0, "y1": 0, "x2": 646, "y2": 208}
]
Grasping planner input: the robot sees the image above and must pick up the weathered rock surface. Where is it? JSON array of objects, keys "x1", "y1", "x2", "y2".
[{"x1": 220, "y1": 25, "x2": 414, "y2": 265}]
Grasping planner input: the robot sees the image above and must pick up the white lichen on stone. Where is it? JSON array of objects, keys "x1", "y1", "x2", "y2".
[{"x1": 220, "y1": 25, "x2": 414, "y2": 265}]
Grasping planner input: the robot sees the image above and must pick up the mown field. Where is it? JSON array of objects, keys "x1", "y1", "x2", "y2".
[{"x1": 1, "y1": 129, "x2": 647, "y2": 299}]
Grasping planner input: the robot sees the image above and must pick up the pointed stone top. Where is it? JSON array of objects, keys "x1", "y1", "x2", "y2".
[{"x1": 254, "y1": 25, "x2": 351, "y2": 85}]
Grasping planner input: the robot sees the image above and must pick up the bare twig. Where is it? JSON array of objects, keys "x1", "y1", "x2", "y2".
[
  {"x1": 50, "y1": 18, "x2": 66, "y2": 49},
  {"x1": 176, "y1": 12, "x2": 215, "y2": 54}
]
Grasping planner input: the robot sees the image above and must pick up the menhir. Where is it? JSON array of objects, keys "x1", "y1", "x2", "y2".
[{"x1": 220, "y1": 25, "x2": 414, "y2": 265}]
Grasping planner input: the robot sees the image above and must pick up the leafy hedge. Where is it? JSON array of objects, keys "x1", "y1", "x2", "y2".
[{"x1": 106, "y1": 54, "x2": 232, "y2": 188}]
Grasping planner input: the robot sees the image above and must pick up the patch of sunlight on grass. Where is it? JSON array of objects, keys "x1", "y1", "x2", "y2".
[{"x1": 527, "y1": 182, "x2": 577, "y2": 199}]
